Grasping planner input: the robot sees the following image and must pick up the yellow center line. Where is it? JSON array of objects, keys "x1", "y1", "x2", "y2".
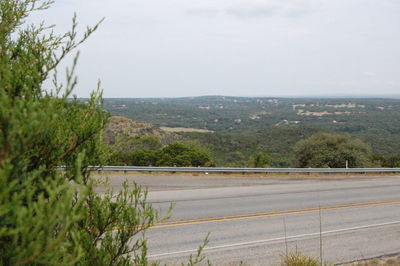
[{"x1": 150, "y1": 199, "x2": 400, "y2": 229}]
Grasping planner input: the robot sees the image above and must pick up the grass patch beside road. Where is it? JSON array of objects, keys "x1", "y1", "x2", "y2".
[{"x1": 341, "y1": 254, "x2": 400, "y2": 266}]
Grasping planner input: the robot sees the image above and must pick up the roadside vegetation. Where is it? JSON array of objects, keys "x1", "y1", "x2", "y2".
[
  {"x1": 111, "y1": 141, "x2": 213, "y2": 167},
  {"x1": 344, "y1": 255, "x2": 400, "y2": 266},
  {"x1": 280, "y1": 252, "x2": 320, "y2": 266},
  {"x1": 294, "y1": 133, "x2": 373, "y2": 168},
  {"x1": 104, "y1": 96, "x2": 400, "y2": 166},
  {"x1": 0, "y1": 1, "x2": 208, "y2": 265},
  {"x1": 106, "y1": 122, "x2": 387, "y2": 168},
  {"x1": 103, "y1": 114, "x2": 400, "y2": 168}
]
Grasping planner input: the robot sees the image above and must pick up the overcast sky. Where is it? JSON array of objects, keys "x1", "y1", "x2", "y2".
[{"x1": 34, "y1": 0, "x2": 400, "y2": 98}]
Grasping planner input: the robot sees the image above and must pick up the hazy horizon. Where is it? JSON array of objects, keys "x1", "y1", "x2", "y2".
[
  {"x1": 101, "y1": 93, "x2": 400, "y2": 99},
  {"x1": 36, "y1": 0, "x2": 400, "y2": 98}
]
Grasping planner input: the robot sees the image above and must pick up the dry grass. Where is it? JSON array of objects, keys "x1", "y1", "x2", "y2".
[
  {"x1": 342, "y1": 254, "x2": 400, "y2": 266},
  {"x1": 280, "y1": 252, "x2": 320, "y2": 266}
]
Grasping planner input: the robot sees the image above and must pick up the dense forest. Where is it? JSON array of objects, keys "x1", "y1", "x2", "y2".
[{"x1": 103, "y1": 96, "x2": 400, "y2": 167}]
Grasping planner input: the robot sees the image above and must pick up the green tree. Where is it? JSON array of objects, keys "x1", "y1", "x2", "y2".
[
  {"x1": 294, "y1": 133, "x2": 373, "y2": 168},
  {"x1": 0, "y1": 1, "x2": 181, "y2": 265},
  {"x1": 113, "y1": 149, "x2": 158, "y2": 166},
  {"x1": 225, "y1": 151, "x2": 247, "y2": 167},
  {"x1": 374, "y1": 154, "x2": 400, "y2": 167},
  {"x1": 248, "y1": 152, "x2": 272, "y2": 168},
  {"x1": 113, "y1": 135, "x2": 163, "y2": 153},
  {"x1": 385, "y1": 154, "x2": 400, "y2": 167},
  {"x1": 157, "y1": 142, "x2": 212, "y2": 167}
]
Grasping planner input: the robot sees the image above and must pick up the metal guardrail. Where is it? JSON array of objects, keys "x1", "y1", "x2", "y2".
[{"x1": 86, "y1": 166, "x2": 400, "y2": 173}]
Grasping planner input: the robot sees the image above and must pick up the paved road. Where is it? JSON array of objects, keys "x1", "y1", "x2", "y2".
[{"x1": 101, "y1": 174, "x2": 400, "y2": 265}]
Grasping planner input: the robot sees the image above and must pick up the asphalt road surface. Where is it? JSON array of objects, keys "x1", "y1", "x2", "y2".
[{"x1": 100, "y1": 174, "x2": 400, "y2": 265}]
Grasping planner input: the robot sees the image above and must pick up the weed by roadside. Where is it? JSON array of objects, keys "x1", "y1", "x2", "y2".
[
  {"x1": 280, "y1": 252, "x2": 320, "y2": 266},
  {"x1": 342, "y1": 254, "x2": 400, "y2": 266}
]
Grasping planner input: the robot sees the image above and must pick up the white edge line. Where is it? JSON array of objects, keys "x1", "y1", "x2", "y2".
[{"x1": 147, "y1": 220, "x2": 400, "y2": 258}]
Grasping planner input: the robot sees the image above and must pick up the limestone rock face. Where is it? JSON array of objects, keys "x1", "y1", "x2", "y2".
[{"x1": 104, "y1": 116, "x2": 178, "y2": 145}]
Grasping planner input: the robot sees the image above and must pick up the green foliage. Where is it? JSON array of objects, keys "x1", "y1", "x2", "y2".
[
  {"x1": 179, "y1": 126, "x2": 321, "y2": 167},
  {"x1": 294, "y1": 133, "x2": 373, "y2": 168},
  {"x1": 0, "y1": 1, "x2": 167, "y2": 265},
  {"x1": 184, "y1": 233, "x2": 211, "y2": 266},
  {"x1": 281, "y1": 252, "x2": 319, "y2": 266},
  {"x1": 103, "y1": 97, "x2": 400, "y2": 164},
  {"x1": 114, "y1": 135, "x2": 163, "y2": 153},
  {"x1": 373, "y1": 154, "x2": 400, "y2": 167},
  {"x1": 248, "y1": 152, "x2": 272, "y2": 168},
  {"x1": 78, "y1": 180, "x2": 164, "y2": 265},
  {"x1": 113, "y1": 149, "x2": 158, "y2": 166},
  {"x1": 157, "y1": 142, "x2": 211, "y2": 167},
  {"x1": 111, "y1": 141, "x2": 213, "y2": 167},
  {"x1": 225, "y1": 151, "x2": 247, "y2": 167},
  {"x1": 384, "y1": 154, "x2": 400, "y2": 168}
]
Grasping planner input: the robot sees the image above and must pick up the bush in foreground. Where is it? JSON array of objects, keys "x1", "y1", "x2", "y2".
[{"x1": 0, "y1": 1, "x2": 180, "y2": 265}]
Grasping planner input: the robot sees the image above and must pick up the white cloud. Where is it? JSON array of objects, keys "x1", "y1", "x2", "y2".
[
  {"x1": 225, "y1": 5, "x2": 277, "y2": 19},
  {"x1": 186, "y1": 8, "x2": 219, "y2": 18}
]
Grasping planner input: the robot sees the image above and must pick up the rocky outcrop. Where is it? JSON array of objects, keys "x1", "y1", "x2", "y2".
[{"x1": 104, "y1": 116, "x2": 178, "y2": 145}]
